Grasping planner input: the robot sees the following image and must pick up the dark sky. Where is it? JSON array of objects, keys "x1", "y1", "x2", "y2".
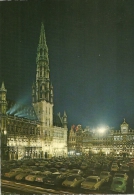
[{"x1": 0, "y1": 0, "x2": 134, "y2": 130}]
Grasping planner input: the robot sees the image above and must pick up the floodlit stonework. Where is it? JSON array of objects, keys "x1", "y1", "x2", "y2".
[
  {"x1": 68, "y1": 120, "x2": 134, "y2": 158},
  {"x1": 0, "y1": 23, "x2": 68, "y2": 160}
]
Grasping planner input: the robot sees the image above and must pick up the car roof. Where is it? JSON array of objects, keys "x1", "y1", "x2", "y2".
[
  {"x1": 101, "y1": 171, "x2": 110, "y2": 173},
  {"x1": 113, "y1": 177, "x2": 126, "y2": 181},
  {"x1": 87, "y1": 176, "x2": 100, "y2": 179}
]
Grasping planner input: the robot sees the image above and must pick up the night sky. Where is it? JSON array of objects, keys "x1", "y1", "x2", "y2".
[{"x1": 0, "y1": 0, "x2": 134, "y2": 130}]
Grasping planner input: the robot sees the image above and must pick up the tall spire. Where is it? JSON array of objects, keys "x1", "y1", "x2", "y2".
[
  {"x1": 39, "y1": 22, "x2": 47, "y2": 46},
  {"x1": 36, "y1": 22, "x2": 48, "y2": 64},
  {"x1": 33, "y1": 23, "x2": 54, "y2": 126},
  {"x1": 1, "y1": 82, "x2": 6, "y2": 91}
]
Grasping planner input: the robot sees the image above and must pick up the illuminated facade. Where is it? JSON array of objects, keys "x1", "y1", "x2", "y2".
[
  {"x1": 1, "y1": 23, "x2": 68, "y2": 160},
  {"x1": 68, "y1": 120, "x2": 134, "y2": 157}
]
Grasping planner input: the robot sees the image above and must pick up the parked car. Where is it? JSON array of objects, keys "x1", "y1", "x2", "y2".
[
  {"x1": 111, "y1": 165, "x2": 119, "y2": 172},
  {"x1": 100, "y1": 171, "x2": 112, "y2": 182},
  {"x1": 102, "y1": 164, "x2": 109, "y2": 171},
  {"x1": 59, "y1": 168, "x2": 68, "y2": 173},
  {"x1": 15, "y1": 169, "x2": 32, "y2": 181},
  {"x1": 83, "y1": 168, "x2": 97, "y2": 177},
  {"x1": 55, "y1": 162, "x2": 63, "y2": 168},
  {"x1": 25, "y1": 171, "x2": 41, "y2": 182},
  {"x1": 44, "y1": 172, "x2": 61, "y2": 185},
  {"x1": 1, "y1": 168, "x2": 11, "y2": 177},
  {"x1": 119, "y1": 165, "x2": 129, "y2": 172},
  {"x1": 4, "y1": 168, "x2": 23, "y2": 178},
  {"x1": 80, "y1": 163, "x2": 88, "y2": 170},
  {"x1": 68, "y1": 169, "x2": 83, "y2": 176},
  {"x1": 62, "y1": 174, "x2": 85, "y2": 188},
  {"x1": 113, "y1": 172, "x2": 128, "y2": 181},
  {"x1": 127, "y1": 162, "x2": 134, "y2": 167},
  {"x1": 94, "y1": 163, "x2": 102, "y2": 169},
  {"x1": 81, "y1": 176, "x2": 104, "y2": 191},
  {"x1": 35, "y1": 171, "x2": 52, "y2": 183},
  {"x1": 110, "y1": 178, "x2": 127, "y2": 193},
  {"x1": 49, "y1": 168, "x2": 59, "y2": 173},
  {"x1": 55, "y1": 173, "x2": 67, "y2": 185}
]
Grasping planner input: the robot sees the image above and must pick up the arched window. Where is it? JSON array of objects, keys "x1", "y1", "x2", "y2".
[
  {"x1": 40, "y1": 85, "x2": 42, "y2": 98},
  {"x1": 40, "y1": 67, "x2": 42, "y2": 77}
]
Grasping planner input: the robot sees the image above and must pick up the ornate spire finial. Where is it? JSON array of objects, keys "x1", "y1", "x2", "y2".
[
  {"x1": 36, "y1": 22, "x2": 48, "y2": 64},
  {"x1": 39, "y1": 22, "x2": 47, "y2": 46},
  {"x1": 1, "y1": 82, "x2": 5, "y2": 90},
  {"x1": 63, "y1": 111, "x2": 67, "y2": 117}
]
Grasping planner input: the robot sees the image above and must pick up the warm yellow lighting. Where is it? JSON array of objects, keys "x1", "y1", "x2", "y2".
[
  {"x1": 4, "y1": 130, "x2": 7, "y2": 135},
  {"x1": 98, "y1": 127, "x2": 106, "y2": 133}
]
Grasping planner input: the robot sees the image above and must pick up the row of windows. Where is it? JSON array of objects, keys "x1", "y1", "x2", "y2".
[
  {"x1": 53, "y1": 132, "x2": 64, "y2": 138},
  {"x1": 8, "y1": 126, "x2": 40, "y2": 135},
  {"x1": 114, "y1": 136, "x2": 134, "y2": 141}
]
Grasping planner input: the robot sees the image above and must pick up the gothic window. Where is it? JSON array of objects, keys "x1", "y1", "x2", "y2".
[
  {"x1": 37, "y1": 130, "x2": 40, "y2": 135},
  {"x1": 40, "y1": 86, "x2": 42, "y2": 98},
  {"x1": 40, "y1": 48, "x2": 43, "y2": 56},
  {"x1": 32, "y1": 128, "x2": 34, "y2": 135},
  {"x1": 40, "y1": 67, "x2": 42, "y2": 76}
]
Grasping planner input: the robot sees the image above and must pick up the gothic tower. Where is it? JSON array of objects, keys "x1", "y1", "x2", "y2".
[
  {"x1": 0, "y1": 82, "x2": 7, "y2": 160},
  {"x1": 32, "y1": 23, "x2": 54, "y2": 127},
  {"x1": 0, "y1": 82, "x2": 7, "y2": 115}
]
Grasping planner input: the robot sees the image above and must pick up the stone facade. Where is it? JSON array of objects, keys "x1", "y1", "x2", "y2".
[
  {"x1": 68, "y1": 120, "x2": 134, "y2": 158},
  {"x1": 0, "y1": 23, "x2": 68, "y2": 160}
]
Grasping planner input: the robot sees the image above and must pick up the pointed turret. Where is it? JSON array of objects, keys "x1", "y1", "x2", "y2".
[
  {"x1": 63, "y1": 111, "x2": 67, "y2": 128},
  {"x1": 36, "y1": 22, "x2": 48, "y2": 64},
  {"x1": 0, "y1": 82, "x2": 7, "y2": 115},
  {"x1": 1, "y1": 82, "x2": 6, "y2": 91}
]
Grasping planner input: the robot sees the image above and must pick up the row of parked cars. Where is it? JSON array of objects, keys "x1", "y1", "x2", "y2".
[{"x1": 2, "y1": 156, "x2": 134, "y2": 193}]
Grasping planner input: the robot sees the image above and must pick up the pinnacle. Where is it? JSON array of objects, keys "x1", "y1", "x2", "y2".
[
  {"x1": 39, "y1": 22, "x2": 46, "y2": 46},
  {"x1": 64, "y1": 111, "x2": 67, "y2": 117},
  {"x1": 1, "y1": 82, "x2": 5, "y2": 90}
]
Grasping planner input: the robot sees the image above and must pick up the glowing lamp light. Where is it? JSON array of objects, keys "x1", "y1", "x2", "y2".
[
  {"x1": 98, "y1": 127, "x2": 106, "y2": 133},
  {"x1": 4, "y1": 130, "x2": 7, "y2": 135}
]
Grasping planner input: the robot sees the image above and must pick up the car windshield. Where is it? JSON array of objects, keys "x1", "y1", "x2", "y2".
[
  {"x1": 49, "y1": 174, "x2": 59, "y2": 179},
  {"x1": 67, "y1": 176, "x2": 76, "y2": 181},
  {"x1": 115, "y1": 174, "x2": 124, "y2": 177},
  {"x1": 86, "y1": 178, "x2": 97, "y2": 182},
  {"x1": 101, "y1": 173, "x2": 108, "y2": 176},
  {"x1": 31, "y1": 172, "x2": 40, "y2": 175},
  {"x1": 71, "y1": 170, "x2": 78, "y2": 173},
  {"x1": 50, "y1": 168, "x2": 57, "y2": 172},
  {"x1": 114, "y1": 181, "x2": 123, "y2": 185}
]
